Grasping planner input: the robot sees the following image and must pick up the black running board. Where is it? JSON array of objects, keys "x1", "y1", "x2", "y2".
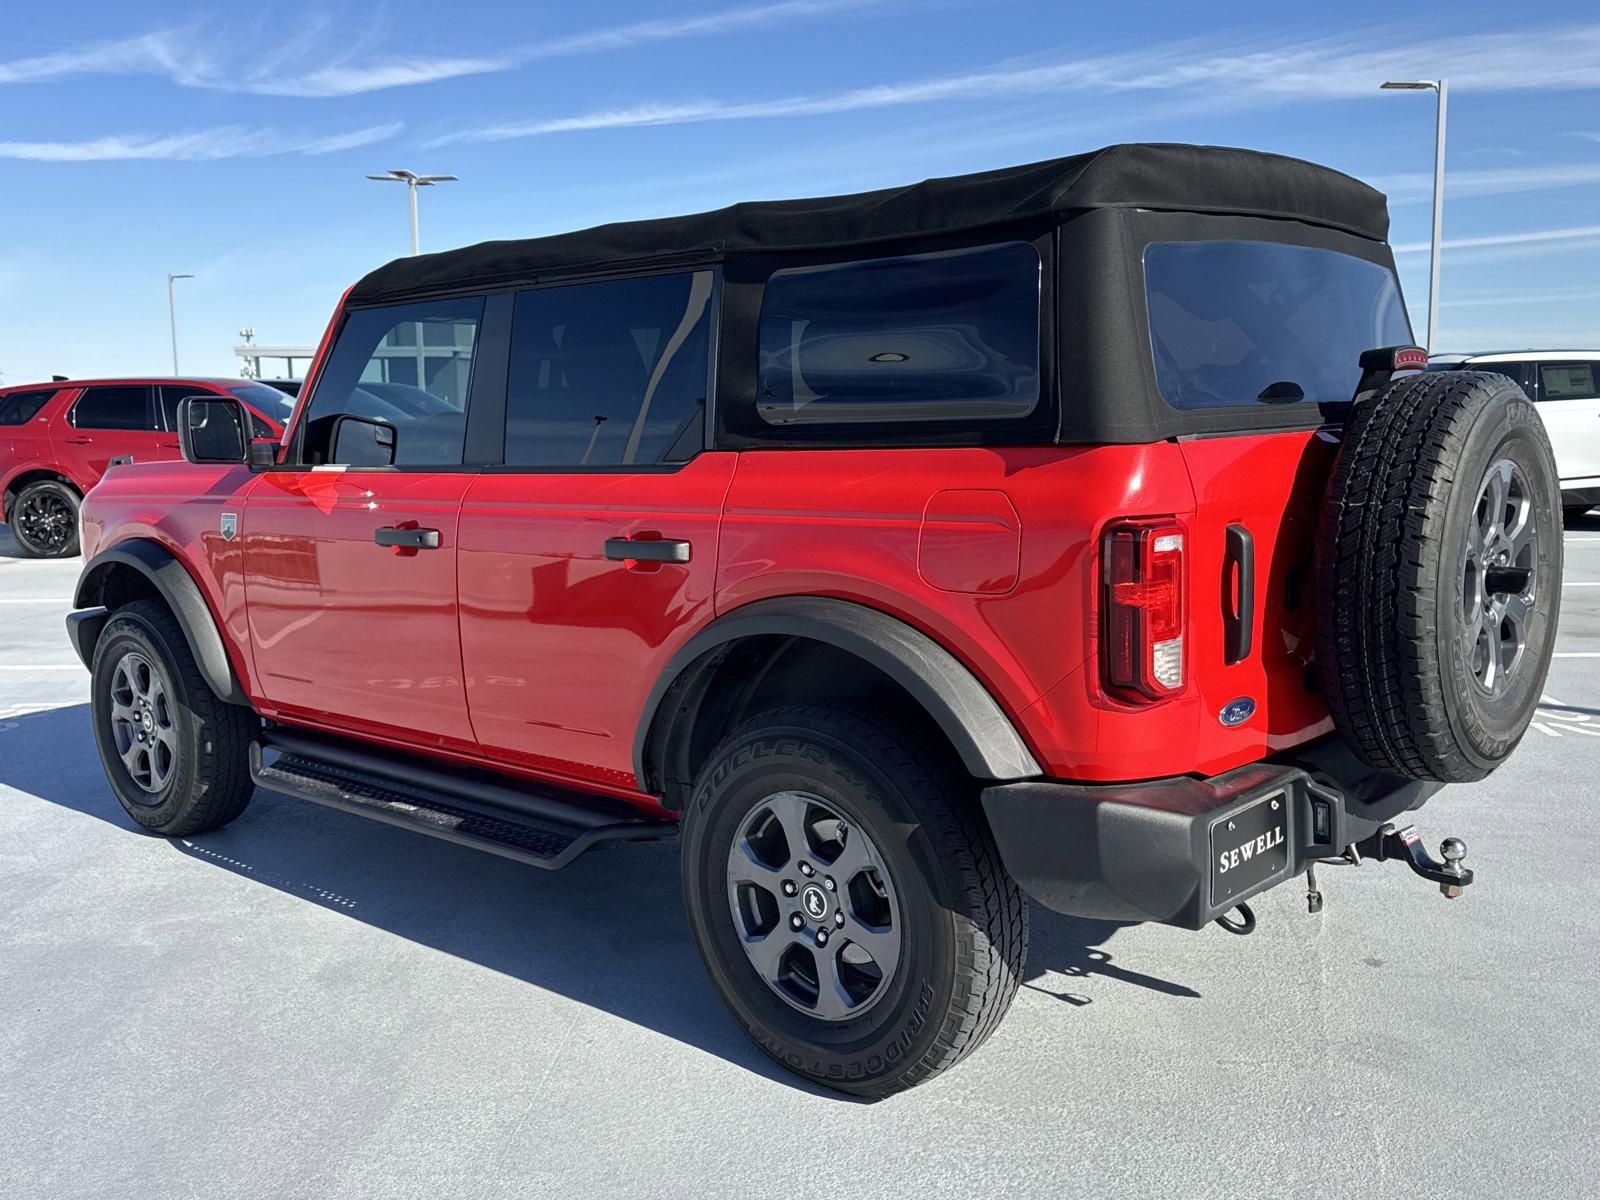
[{"x1": 249, "y1": 732, "x2": 676, "y2": 871}]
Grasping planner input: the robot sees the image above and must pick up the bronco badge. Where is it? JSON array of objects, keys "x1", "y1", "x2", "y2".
[{"x1": 220, "y1": 512, "x2": 238, "y2": 541}]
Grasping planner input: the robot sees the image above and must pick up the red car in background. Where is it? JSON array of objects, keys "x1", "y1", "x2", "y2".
[{"x1": 1, "y1": 377, "x2": 293, "y2": 557}]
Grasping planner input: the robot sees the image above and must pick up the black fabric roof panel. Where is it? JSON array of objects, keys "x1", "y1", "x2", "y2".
[{"x1": 349, "y1": 142, "x2": 1390, "y2": 304}]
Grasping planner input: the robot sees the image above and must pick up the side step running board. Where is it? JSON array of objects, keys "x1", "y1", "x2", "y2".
[{"x1": 249, "y1": 736, "x2": 676, "y2": 871}]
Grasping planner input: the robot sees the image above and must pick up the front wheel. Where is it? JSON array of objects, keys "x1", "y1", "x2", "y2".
[
  {"x1": 681, "y1": 702, "x2": 1028, "y2": 1098},
  {"x1": 90, "y1": 599, "x2": 257, "y2": 835},
  {"x1": 9, "y1": 479, "x2": 80, "y2": 558}
]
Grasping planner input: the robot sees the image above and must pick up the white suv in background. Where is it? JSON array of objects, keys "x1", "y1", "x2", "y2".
[{"x1": 1429, "y1": 351, "x2": 1600, "y2": 518}]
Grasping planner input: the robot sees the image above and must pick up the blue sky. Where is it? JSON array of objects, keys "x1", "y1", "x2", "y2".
[{"x1": 1, "y1": 1, "x2": 1597, "y2": 385}]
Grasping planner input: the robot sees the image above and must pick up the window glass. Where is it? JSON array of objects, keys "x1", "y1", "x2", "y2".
[
  {"x1": 1540, "y1": 363, "x2": 1598, "y2": 401},
  {"x1": 1144, "y1": 241, "x2": 1412, "y2": 410},
  {"x1": 73, "y1": 386, "x2": 155, "y2": 431},
  {"x1": 227, "y1": 381, "x2": 298, "y2": 424},
  {"x1": 756, "y1": 243, "x2": 1040, "y2": 426},
  {"x1": 504, "y1": 271, "x2": 714, "y2": 467},
  {"x1": 0, "y1": 388, "x2": 58, "y2": 426},
  {"x1": 301, "y1": 297, "x2": 483, "y2": 466}
]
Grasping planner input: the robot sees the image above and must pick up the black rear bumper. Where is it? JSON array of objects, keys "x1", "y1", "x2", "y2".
[{"x1": 980, "y1": 735, "x2": 1441, "y2": 930}]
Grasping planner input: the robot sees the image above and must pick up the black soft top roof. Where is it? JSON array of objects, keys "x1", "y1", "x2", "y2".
[{"x1": 349, "y1": 143, "x2": 1389, "y2": 305}]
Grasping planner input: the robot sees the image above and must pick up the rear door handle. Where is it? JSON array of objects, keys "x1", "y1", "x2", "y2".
[
  {"x1": 374, "y1": 526, "x2": 441, "y2": 550},
  {"x1": 604, "y1": 536, "x2": 691, "y2": 563},
  {"x1": 1223, "y1": 523, "x2": 1255, "y2": 665}
]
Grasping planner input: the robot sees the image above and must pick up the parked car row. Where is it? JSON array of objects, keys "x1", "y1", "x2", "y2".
[{"x1": 0, "y1": 378, "x2": 293, "y2": 556}]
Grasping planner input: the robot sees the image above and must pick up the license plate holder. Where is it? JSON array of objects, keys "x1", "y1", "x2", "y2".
[{"x1": 1211, "y1": 791, "x2": 1289, "y2": 905}]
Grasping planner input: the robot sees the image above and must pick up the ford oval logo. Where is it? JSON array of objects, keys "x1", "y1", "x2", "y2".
[{"x1": 1219, "y1": 697, "x2": 1256, "y2": 727}]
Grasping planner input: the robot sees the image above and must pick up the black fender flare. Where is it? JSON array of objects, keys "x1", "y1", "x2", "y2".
[
  {"x1": 70, "y1": 540, "x2": 250, "y2": 706},
  {"x1": 633, "y1": 596, "x2": 1041, "y2": 791}
]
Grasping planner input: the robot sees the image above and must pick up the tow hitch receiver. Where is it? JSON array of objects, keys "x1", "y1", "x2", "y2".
[{"x1": 1360, "y1": 824, "x2": 1473, "y2": 898}]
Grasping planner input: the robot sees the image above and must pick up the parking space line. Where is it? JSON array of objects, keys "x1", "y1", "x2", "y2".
[
  {"x1": 0, "y1": 599, "x2": 72, "y2": 604},
  {"x1": 0, "y1": 665, "x2": 82, "y2": 671},
  {"x1": 1554, "y1": 653, "x2": 1600, "y2": 659}
]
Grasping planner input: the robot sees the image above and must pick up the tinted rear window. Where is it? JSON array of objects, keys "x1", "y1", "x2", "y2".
[
  {"x1": 1144, "y1": 241, "x2": 1412, "y2": 410},
  {"x1": 756, "y1": 242, "x2": 1040, "y2": 426},
  {"x1": 0, "y1": 388, "x2": 58, "y2": 426},
  {"x1": 1540, "y1": 362, "x2": 1599, "y2": 400}
]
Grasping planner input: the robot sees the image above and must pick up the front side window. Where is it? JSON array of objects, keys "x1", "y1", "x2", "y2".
[
  {"x1": 0, "y1": 388, "x2": 58, "y2": 426},
  {"x1": 73, "y1": 385, "x2": 156, "y2": 431},
  {"x1": 1144, "y1": 240, "x2": 1412, "y2": 410},
  {"x1": 301, "y1": 296, "x2": 483, "y2": 466},
  {"x1": 756, "y1": 242, "x2": 1041, "y2": 426},
  {"x1": 504, "y1": 271, "x2": 715, "y2": 467},
  {"x1": 1540, "y1": 362, "x2": 1599, "y2": 401}
]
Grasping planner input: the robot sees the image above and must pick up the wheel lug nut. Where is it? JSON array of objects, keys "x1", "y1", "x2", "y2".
[
  {"x1": 835, "y1": 912, "x2": 845, "y2": 927},
  {"x1": 798, "y1": 862, "x2": 814, "y2": 877},
  {"x1": 789, "y1": 913, "x2": 804, "y2": 930},
  {"x1": 823, "y1": 876, "x2": 835, "y2": 891},
  {"x1": 816, "y1": 929, "x2": 829, "y2": 946},
  {"x1": 782, "y1": 880, "x2": 797, "y2": 896}
]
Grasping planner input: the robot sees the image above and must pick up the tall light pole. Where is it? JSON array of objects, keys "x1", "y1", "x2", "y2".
[
  {"x1": 366, "y1": 168, "x2": 458, "y2": 256},
  {"x1": 1382, "y1": 79, "x2": 1448, "y2": 351},
  {"x1": 167, "y1": 272, "x2": 194, "y2": 375}
]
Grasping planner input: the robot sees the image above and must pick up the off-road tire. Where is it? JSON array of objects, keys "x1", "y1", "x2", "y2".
[
  {"x1": 9, "y1": 479, "x2": 80, "y2": 558},
  {"x1": 90, "y1": 599, "x2": 256, "y2": 835},
  {"x1": 681, "y1": 701, "x2": 1028, "y2": 1099},
  {"x1": 1317, "y1": 370, "x2": 1562, "y2": 782}
]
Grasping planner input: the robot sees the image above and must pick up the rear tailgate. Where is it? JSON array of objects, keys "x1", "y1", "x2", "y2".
[{"x1": 1177, "y1": 428, "x2": 1336, "y2": 758}]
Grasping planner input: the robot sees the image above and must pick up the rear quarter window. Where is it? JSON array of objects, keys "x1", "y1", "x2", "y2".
[
  {"x1": 1144, "y1": 240, "x2": 1412, "y2": 410},
  {"x1": 755, "y1": 242, "x2": 1040, "y2": 426},
  {"x1": 0, "y1": 388, "x2": 59, "y2": 426}
]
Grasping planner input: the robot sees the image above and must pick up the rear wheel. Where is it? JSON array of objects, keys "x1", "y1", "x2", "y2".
[
  {"x1": 9, "y1": 479, "x2": 80, "y2": 558},
  {"x1": 1317, "y1": 370, "x2": 1562, "y2": 782},
  {"x1": 90, "y1": 599, "x2": 256, "y2": 835},
  {"x1": 681, "y1": 702, "x2": 1027, "y2": 1098}
]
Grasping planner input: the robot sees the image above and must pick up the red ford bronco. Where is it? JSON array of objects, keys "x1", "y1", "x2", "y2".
[{"x1": 66, "y1": 144, "x2": 1562, "y2": 1097}]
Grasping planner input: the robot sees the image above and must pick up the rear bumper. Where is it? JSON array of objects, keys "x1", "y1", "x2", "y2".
[{"x1": 981, "y1": 735, "x2": 1441, "y2": 930}]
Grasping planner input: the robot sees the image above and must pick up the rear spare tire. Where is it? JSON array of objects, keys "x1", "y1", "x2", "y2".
[{"x1": 1317, "y1": 370, "x2": 1562, "y2": 782}]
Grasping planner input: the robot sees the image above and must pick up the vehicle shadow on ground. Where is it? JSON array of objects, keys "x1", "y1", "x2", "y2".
[{"x1": 0, "y1": 703, "x2": 1200, "y2": 1098}]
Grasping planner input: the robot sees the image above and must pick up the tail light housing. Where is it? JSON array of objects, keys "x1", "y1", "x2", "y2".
[{"x1": 1101, "y1": 518, "x2": 1186, "y2": 703}]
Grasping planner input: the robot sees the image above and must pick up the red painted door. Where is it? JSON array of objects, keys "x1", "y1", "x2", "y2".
[
  {"x1": 55, "y1": 385, "x2": 173, "y2": 487},
  {"x1": 457, "y1": 455, "x2": 735, "y2": 795},
  {"x1": 241, "y1": 469, "x2": 478, "y2": 753}
]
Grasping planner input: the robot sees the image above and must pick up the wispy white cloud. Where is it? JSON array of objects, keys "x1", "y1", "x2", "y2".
[
  {"x1": 0, "y1": 123, "x2": 402, "y2": 162},
  {"x1": 1375, "y1": 163, "x2": 1600, "y2": 203},
  {"x1": 0, "y1": 2, "x2": 872, "y2": 98},
  {"x1": 433, "y1": 22, "x2": 1600, "y2": 144},
  {"x1": 1443, "y1": 287, "x2": 1600, "y2": 308},
  {"x1": 1392, "y1": 224, "x2": 1600, "y2": 254}
]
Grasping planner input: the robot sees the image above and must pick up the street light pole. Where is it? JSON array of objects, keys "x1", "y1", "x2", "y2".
[
  {"x1": 366, "y1": 169, "x2": 459, "y2": 256},
  {"x1": 1381, "y1": 79, "x2": 1448, "y2": 351},
  {"x1": 167, "y1": 272, "x2": 194, "y2": 375}
]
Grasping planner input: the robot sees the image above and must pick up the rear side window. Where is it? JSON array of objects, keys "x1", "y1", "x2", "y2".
[
  {"x1": 301, "y1": 297, "x2": 483, "y2": 466},
  {"x1": 504, "y1": 270, "x2": 714, "y2": 467},
  {"x1": 1144, "y1": 241, "x2": 1412, "y2": 410},
  {"x1": 0, "y1": 388, "x2": 58, "y2": 426},
  {"x1": 756, "y1": 242, "x2": 1040, "y2": 426},
  {"x1": 72, "y1": 386, "x2": 157, "y2": 431},
  {"x1": 1540, "y1": 363, "x2": 1598, "y2": 400}
]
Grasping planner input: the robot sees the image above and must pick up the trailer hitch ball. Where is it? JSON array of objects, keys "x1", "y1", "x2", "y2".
[{"x1": 1439, "y1": 837, "x2": 1468, "y2": 899}]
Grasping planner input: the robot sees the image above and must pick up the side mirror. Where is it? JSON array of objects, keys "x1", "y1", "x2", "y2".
[
  {"x1": 178, "y1": 396, "x2": 248, "y2": 463},
  {"x1": 330, "y1": 414, "x2": 397, "y2": 466},
  {"x1": 178, "y1": 396, "x2": 277, "y2": 467}
]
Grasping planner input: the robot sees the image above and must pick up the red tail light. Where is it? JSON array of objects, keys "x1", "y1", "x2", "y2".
[{"x1": 1101, "y1": 519, "x2": 1186, "y2": 703}]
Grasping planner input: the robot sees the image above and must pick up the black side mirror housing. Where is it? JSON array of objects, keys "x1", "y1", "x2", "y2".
[{"x1": 177, "y1": 395, "x2": 278, "y2": 467}]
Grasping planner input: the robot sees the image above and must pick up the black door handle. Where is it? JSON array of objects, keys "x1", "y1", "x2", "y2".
[
  {"x1": 604, "y1": 537, "x2": 691, "y2": 563},
  {"x1": 1223, "y1": 523, "x2": 1254, "y2": 664},
  {"x1": 374, "y1": 526, "x2": 441, "y2": 549}
]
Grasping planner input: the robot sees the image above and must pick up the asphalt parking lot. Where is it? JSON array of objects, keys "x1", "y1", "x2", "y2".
[{"x1": 2, "y1": 521, "x2": 1597, "y2": 1200}]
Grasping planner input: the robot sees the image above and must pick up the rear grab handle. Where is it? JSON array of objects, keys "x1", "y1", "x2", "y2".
[{"x1": 1223, "y1": 523, "x2": 1254, "y2": 665}]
